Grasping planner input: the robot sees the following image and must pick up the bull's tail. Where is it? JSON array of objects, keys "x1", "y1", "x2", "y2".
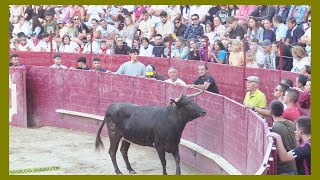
[{"x1": 95, "y1": 118, "x2": 106, "y2": 151}]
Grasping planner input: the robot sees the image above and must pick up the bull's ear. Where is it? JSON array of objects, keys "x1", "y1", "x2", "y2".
[{"x1": 170, "y1": 99, "x2": 177, "y2": 106}]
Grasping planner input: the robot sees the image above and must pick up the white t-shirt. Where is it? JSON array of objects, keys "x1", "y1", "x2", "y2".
[
  {"x1": 86, "y1": 5, "x2": 104, "y2": 22},
  {"x1": 139, "y1": 44, "x2": 154, "y2": 57},
  {"x1": 29, "y1": 40, "x2": 46, "y2": 52},
  {"x1": 59, "y1": 41, "x2": 79, "y2": 53},
  {"x1": 164, "y1": 78, "x2": 186, "y2": 86},
  {"x1": 82, "y1": 41, "x2": 101, "y2": 54},
  {"x1": 291, "y1": 57, "x2": 311, "y2": 73},
  {"x1": 43, "y1": 40, "x2": 58, "y2": 52}
]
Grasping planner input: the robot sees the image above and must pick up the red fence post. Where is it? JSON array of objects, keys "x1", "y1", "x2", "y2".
[
  {"x1": 279, "y1": 40, "x2": 283, "y2": 81},
  {"x1": 50, "y1": 31, "x2": 53, "y2": 63},
  {"x1": 243, "y1": 40, "x2": 247, "y2": 97},
  {"x1": 205, "y1": 36, "x2": 208, "y2": 62},
  {"x1": 169, "y1": 34, "x2": 172, "y2": 67}
]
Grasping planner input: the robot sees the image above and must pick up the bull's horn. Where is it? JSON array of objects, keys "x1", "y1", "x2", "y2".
[
  {"x1": 187, "y1": 89, "x2": 205, "y2": 98},
  {"x1": 174, "y1": 88, "x2": 186, "y2": 102}
]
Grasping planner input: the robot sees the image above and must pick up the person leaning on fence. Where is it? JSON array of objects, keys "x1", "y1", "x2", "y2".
[
  {"x1": 269, "y1": 100, "x2": 298, "y2": 175},
  {"x1": 50, "y1": 54, "x2": 67, "y2": 69},
  {"x1": 92, "y1": 58, "x2": 108, "y2": 72},
  {"x1": 9, "y1": 54, "x2": 24, "y2": 68},
  {"x1": 243, "y1": 76, "x2": 267, "y2": 110},
  {"x1": 245, "y1": 82, "x2": 289, "y2": 117},
  {"x1": 267, "y1": 116, "x2": 311, "y2": 175},
  {"x1": 188, "y1": 64, "x2": 219, "y2": 94},
  {"x1": 294, "y1": 74, "x2": 308, "y2": 92},
  {"x1": 116, "y1": 49, "x2": 146, "y2": 77},
  {"x1": 282, "y1": 88, "x2": 301, "y2": 123},
  {"x1": 164, "y1": 66, "x2": 186, "y2": 86},
  {"x1": 145, "y1": 64, "x2": 164, "y2": 81},
  {"x1": 298, "y1": 80, "x2": 311, "y2": 109},
  {"x1": 70, "y1": 56, "x2": 90, "y2": 70}
]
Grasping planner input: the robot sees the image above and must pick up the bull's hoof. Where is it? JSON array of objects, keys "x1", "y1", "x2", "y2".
[
  {"x1": 116, "y1": 171, "x2": 123, "y2": 175},
  {"x1": 129, "y1": 170, "x2": 137, "y2": 174}
]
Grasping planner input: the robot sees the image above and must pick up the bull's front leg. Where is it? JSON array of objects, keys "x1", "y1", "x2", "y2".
[
  {"x1": 172, "y1": 147, "x2": 181, "y2": 175},
  {"x1": 155, "y1": 146, "x2": 167, "y2": 175}
]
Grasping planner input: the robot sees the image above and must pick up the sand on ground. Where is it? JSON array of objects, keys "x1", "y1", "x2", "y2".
[{"x1": 9, "y1": 126, "x2": 205, "y2": 175}]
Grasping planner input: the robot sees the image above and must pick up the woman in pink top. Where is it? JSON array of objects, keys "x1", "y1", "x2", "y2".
[
  {"x1": 132, "y1": 5, "x2": 146, "y2": 23},
  {"x1": 235, "y1": 5, "x2": 257, "y2": 25}
]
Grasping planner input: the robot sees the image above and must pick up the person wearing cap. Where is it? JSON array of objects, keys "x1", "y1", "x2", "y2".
[
  {"x1": 189, "y1": 64, "x2": 219, "y2": 94},
  {"x1": 245, "y1": 82, "x2": 289, "y2": 117},
  {"x1": 50, "y1": 54, "x2": 67, "y2": 69},
  {"x1": 261, "y1": 39, "x2": 275, "y2": 69},
  {"x1": 243, "y1": 76, "x2": 267, "y2": 109},
  {"x1": 29, "y1": 32, "x2": 46, "y2": 52},
  {"x1": 42, "y1": 32, "x2": 58, "y2": 52},
  {"x1": 145, "y1": 64, "x2": 164, "y2": 81},
  {"x1": 116, "y1": 49, "x2": 146, "y2": 77},
  {"x1": 155, "y1": 11, "x2": 174, "y2": 38},
  {"x1": 164, "y1": 67, "x2": 186, "y2": 86}
]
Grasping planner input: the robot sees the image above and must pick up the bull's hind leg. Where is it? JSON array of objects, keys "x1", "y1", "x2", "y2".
[
  {"x1": 120, "y1": 139, "x2": 136, "y2": 174},
  {"x1": 108, "y1": 131, "x2": 123, "y2": 174}
]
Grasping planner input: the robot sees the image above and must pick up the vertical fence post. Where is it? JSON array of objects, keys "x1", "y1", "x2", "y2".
[
  {"x1": 279, "y1": 39, "x2": 283, "y2": 81},
  {"x1": 169, "y1": 34, "x2": 172, "y2": 67},
  {"x1": 89, "y1": 32, "x2": 93, "y2": 69},
  {"x1": 243, "y1": 40, "x2": 247, "y2": 98},
  {"x1": 205, "y1": 36, "x2": 208, "y2": 62},
  {"x1": 271, "y1": 146, "x2": 277, "y2": 175},
  {"x1": 50, "y1": 31, "x2": 53, "y2": 64}
]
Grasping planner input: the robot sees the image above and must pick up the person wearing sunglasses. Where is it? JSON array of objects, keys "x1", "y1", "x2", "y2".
[
  {"x1": 173, "y1": 18, "x2": 187, "y2": 37},
  {"x1": 183, "y1": 14, "x2": 204, "y2": 40}
]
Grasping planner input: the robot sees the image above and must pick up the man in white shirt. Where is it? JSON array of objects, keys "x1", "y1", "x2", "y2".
[
  {"x1": 82, "y1": 33, "x2": 101, "y2": 54},
  {"x1": 164, "y1": 67, "x2": 186, "y2": 86},
  {"x1": 42, "y1": 33, "x2": 58, "y2": 52},
  {"x1": 156, "y1": 11, "x2": 174, "y2": 38}
]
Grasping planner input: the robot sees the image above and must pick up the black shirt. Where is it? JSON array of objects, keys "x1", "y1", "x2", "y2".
[
  {"x1": 114, "y1": 45, "x2": 131, "y2": 55},
  {"x1": 229, "y1": 25, "x2": 245, "y2": 40},
  {"x1": 151, "y1": 42, "x2": 165, "y2": 57},
  {"x1": 194, "y1": 74, "x2": 219, "y2": 94},
  {"x1": 76, "y1": 66, "x2": 90, "y2": 70}
]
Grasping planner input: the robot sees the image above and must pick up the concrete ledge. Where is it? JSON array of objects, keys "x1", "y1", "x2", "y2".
[
  {"x1": 56, "y1": 108, "x2": 241, "y2": 175},
  {"x1": 180, "y1": 139, "x2": 242, "y2": 175},
  {"x1": 56, "y1": 109, "x2": 104, "y2": 121}
]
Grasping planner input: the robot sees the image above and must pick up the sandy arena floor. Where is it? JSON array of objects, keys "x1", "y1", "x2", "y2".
[{"x1": 9, "y1": 126, "x2": 205, "y2": 175}]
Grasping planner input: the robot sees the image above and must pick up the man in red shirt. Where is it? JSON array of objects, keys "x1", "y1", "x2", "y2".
[{"x1": 283, "y1": 88, "x2": 300, "y2": 122}]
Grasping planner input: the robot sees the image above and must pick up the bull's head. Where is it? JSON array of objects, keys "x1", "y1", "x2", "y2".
[{"x1": 170, "y1": 88, "x2": 206, "y2": 118}]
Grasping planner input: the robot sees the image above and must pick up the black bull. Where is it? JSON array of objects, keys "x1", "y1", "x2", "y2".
[{"x1": 95, "y1": 89, "x2": 206, "y2": 175}]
